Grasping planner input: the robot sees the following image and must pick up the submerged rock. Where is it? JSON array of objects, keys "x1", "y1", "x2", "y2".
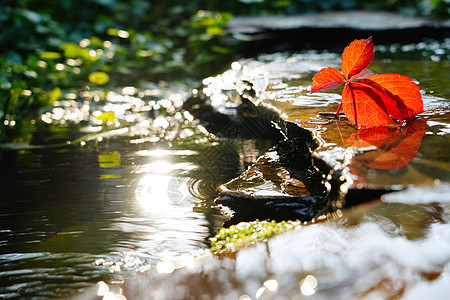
[
  {"x1": 216, "y1": 148, "x2": 332, "y2": 224},
  {"x1": 214, "y1": 121, "x2": 344, "y2": 224}
]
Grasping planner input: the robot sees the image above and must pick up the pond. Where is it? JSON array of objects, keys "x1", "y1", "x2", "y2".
[{"x1": 0, "y1": 38, "x2": 449, "y2": 299}]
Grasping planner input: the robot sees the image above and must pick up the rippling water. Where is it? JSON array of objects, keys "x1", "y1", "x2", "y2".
[
  {"x1": 0, "y1": 78, "x2": 275, "y2": 299},
  {"x1": 0, "y1": 136, "x2": 275, "y2": 298}
]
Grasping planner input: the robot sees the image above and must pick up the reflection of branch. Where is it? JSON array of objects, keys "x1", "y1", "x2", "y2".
[{"x1": 335, "y1": 120, "x2": 345, "y2": 144}]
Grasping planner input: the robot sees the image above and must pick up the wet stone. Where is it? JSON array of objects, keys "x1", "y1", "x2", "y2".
[
  {"x1": 227, "y1": 11, "x2": 450, "y2": 53},
  {"x1": 228, "y1": 11, "x2": 449, "y2": 33},
  {"x1": 216, "y1": 142, "x2": 333, "y2": 224}
]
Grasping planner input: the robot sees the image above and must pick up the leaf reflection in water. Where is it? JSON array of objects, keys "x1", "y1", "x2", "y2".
[{"x1": 348, "y1": 119, "x2": 428, "y2": 170}]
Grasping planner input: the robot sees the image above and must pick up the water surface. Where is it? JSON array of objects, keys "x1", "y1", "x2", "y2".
[
  {"x1": 1, "y1": 38, "x2": 449, "y2": 299},
  {"x1": 0, "y1": 84, "x2": 273, "y2": 298}
]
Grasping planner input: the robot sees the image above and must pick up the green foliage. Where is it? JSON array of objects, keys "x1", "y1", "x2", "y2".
[
  {"x1": 210, "y1": 220, "x2": 301, "y2": 254},
  {"x1": 0, "y1": 2, "x2": 231, "y2": 143}
]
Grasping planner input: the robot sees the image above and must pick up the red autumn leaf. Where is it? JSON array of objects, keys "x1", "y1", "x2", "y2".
[
  {"x1": 310, "y1": 67, "x2": 345, "y2": 93},
  {"x1": 342, "y1": 82, "x2": 395, "y2": 128},
  {"x1": 341, "y1": 37, "x2": 374, "y2": 80},
  {"x1": 310, "y1": 37, "x2": 424, "y2": 128},
  {"x1": 357, "y1": 74, "x2": 424, "y2": 120},
  {"x1": 347, "y1": 119, "x2": 427, "y2": 169}
]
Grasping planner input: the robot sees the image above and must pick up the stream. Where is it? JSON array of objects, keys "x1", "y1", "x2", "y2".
[{"x1": 0, "y1": 39, "x2": 449, "y2": 299}]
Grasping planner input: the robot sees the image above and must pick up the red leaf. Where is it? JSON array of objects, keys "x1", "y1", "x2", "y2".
[
  {"x1": 310, "y1": 67, "x2": 345, "y2": 93},
  {"x1": 358, "y1": 74, "x2": 424, "y2": 120},
  {"x1": 341, "y1": 37, "x2": 374, "y2": 80},
  {"x1": 309, "y1": 37, "x2": 424, "y2": 128},
  {"x1": 348, "y1": 119, "x2": 427, "y2": 169},
  {"x1": 342, "y1": 83, "x2": 394, "y2": 128}
]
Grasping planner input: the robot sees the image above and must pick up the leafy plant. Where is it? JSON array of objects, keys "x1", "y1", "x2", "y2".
[{"x1": 310, "y1": 37, "x2": 424, "y2": 128}]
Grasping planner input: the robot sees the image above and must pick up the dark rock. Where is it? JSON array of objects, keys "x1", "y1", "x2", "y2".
[
  {"x1": 227, "y1": 11, "x2": 450, "y2": 53},
  {"x1": 183, "y1": 89, "x2": 284, "y2": 141},
  {"x1": 215, "y1": 135, "x2": 340, "y2": 224}
]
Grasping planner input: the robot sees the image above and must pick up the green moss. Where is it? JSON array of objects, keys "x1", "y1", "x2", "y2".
[{"x1": 210, "y1": 220, "x2": 301, "y2": 254}]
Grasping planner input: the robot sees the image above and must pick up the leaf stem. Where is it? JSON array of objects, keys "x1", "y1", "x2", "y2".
[
  {"x1": 335, "y1": 102, "x2": 343, "y2": 116},
  {"x1": 347, "y1": 83, "x2": 358, "y2": 127}
]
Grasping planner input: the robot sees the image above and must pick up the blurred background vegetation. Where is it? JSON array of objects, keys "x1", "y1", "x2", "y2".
[{"x1": 0, "y1": 0, "x2": 448, "y2": 142}]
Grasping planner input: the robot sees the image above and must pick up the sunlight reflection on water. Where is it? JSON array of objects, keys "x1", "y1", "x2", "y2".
[{"x1": 136, "y1": 164, "x2": 195, "y2": 213}]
